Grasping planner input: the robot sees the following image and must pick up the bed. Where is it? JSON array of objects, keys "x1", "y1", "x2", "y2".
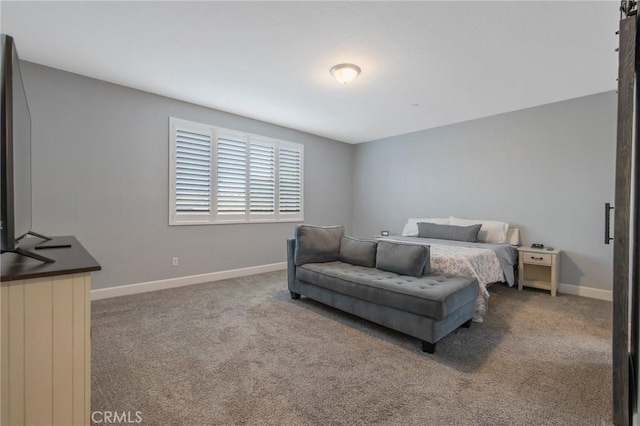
[{"x1": 378, "y1": 218, "x2": 520, "y2": 322}]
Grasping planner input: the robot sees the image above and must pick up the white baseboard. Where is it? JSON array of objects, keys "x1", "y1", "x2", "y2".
[
  {"x1": 559, "y1": 283, "x2": 612, "y2": 302},
  {"x1": 91, "y1": 262, "x2": 287, "y2": 301},
  {"x1": 91, "y1": 265, "x2": 612, "y2": 303}
]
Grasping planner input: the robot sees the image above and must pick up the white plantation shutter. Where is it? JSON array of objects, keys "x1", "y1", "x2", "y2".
[
  {"x1": 278, "y1": 146, "x2": 303, "y2": 215},
  {"x1": 170, "y1": 118, "x2": 303, "y2": 225},
  {"x1": 175, "y1": 130, "x2": 212, "y2": 213},
  {"x1": 216, "y1": 135, "x2": 247, "y2": 216},
  {"x1": 249, "y1": 142, "x2": 276, "y2": 215},
  {"x1": 170, "y1": 119, "x2": 213, "y2": 224}
]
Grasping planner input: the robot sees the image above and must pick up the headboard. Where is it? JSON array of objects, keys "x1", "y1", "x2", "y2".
[{"x1": 506, "y1": 228, "x2": 521, "y2": 246}]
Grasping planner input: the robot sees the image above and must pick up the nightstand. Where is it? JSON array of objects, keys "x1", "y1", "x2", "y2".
[{"x1": 517, "y1": 246, "x2": 561, "y2": 297}]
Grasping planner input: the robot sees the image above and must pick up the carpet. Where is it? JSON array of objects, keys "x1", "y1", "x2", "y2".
[{"x1": 92, "y1": 270, "x2": 612, "y2": 425}]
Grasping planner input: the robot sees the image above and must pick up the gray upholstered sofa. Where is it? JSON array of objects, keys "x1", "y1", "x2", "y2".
[{"x1": 287, "y1": 225, "x2": 479, "y2": 353}]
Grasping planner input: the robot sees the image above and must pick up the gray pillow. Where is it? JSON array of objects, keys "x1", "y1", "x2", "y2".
[
  {"x1": 376, "y1": 241, "x2": 429, "y2": 277},
  {"x1": 338, "y1": 236, "x2": 377, "y2": 268},
  {"x1": 294, "y1": 225, "x2": 345, "y2": 266},
  {"x1": 417, "y1": 222, "x2": 481, "y2": 243},
  {"x1": 421, "y1": 245, "x2": 431, "y2": 275}
]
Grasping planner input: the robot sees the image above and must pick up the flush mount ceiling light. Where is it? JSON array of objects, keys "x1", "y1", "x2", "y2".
[{"x1": 330, "y1": 63, "x2": 361, "y2": 84}]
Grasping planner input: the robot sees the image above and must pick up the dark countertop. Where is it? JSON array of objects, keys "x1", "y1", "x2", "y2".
[{"x1": 1, "y1": 236, "x2": 101, "y2": 282}]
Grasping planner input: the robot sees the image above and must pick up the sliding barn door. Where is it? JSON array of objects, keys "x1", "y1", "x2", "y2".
[{"x1": 613, "y1": 2, "x2": 639, "y2": 425}]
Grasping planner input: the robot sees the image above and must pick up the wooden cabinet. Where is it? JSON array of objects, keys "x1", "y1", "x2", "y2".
[
  {"x1": 1, "y1": 236, "x2": 100, "y2": 426},
  {"x1": 517, "y1": 246, "x2": 560, "y2": 297}
]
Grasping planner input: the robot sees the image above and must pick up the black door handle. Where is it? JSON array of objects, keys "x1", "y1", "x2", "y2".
[{"x1": 605, "y1": 202, "x2": 614, "y2": 244}]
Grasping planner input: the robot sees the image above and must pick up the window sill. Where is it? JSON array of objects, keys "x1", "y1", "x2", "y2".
[{"x1": 169, "y1": 218, "x2": 304, "y2": 226}]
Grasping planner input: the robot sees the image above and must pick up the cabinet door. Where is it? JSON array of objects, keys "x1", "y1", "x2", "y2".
[{"x1": 0, "y1": 273, "x2": 91, "y2": 426}]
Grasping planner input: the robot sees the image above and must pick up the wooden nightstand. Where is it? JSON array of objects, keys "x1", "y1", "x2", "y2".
[{"x1": 517, "y1": 246, "x2": 561, "y2": 297}]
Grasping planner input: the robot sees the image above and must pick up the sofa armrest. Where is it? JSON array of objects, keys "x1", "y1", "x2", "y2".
[{"x1": 287, "y1": 238, "x2": 297, "y2": 291}]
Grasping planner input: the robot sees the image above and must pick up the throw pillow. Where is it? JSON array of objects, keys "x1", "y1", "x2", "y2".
[
  {"x1": 338, "y1": 236, "x2": 378, "y2": 268},
  {"x1": 294, "y1": 225, "x2": 345, "y2": 266},
  {"x1": 401, "y1": 217, "x2": 450, "y2": 237},
  {"x1": 449, "y1": 217, "x2": 509, "y2": 244},
  {"x1": 376, "y1": 241, "x2": 429, "y2": 277},
  {"x1": 417, "y1": 222, "x2": 482, "y2": 243},
  {"x1": 422, "y1": 246, "x2": 432, "y2": 275}
]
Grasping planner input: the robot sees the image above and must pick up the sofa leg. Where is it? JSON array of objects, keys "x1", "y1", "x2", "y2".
[
  {"x1": 290, "y1": 291, "x2": 301, "y2": 300},
  {"x1": 461, "y1": 319, "x2": 472, "y2": 328},
  {"x1": 421, "y1": 341, "x2": 436, "y2": 354}
]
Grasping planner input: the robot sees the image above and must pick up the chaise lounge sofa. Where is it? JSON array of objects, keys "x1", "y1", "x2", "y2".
[{"x1": 287, "y1": 225, "x2": 479, "y2": 353}]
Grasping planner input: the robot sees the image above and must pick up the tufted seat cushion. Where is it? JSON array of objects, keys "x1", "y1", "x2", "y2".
[{"x1": 297, "y1": 261, "x2": 478, "y2": 320}]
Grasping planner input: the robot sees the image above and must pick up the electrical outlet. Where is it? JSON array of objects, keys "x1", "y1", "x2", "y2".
[{"x1": 172, "y1": 257, "x2": 179, "y2": 267}]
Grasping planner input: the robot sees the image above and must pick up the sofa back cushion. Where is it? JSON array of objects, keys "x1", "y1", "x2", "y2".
[
  {"x1": 338, "y1": 236, "x2": 378, "y2": 268},
  {"x1": 376, "y1": 241, "x2": 429, "y2": 277},
  {"x1": 294, "y1": 225, "x2": 345, "y2": 266},
  {"x1": 417, "y1": 222, "x2": 482, "y2": 243}
]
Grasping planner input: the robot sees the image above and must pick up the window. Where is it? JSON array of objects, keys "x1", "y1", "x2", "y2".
[{"x1": 169, "y1": 118, "x2": 304, "y2": 225}]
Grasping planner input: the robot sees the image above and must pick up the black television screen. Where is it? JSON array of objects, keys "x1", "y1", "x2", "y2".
[
  {"x1": 1, "y1": 35, "x2": 53, "y2": 263},
  {"x1": 1, "y1": 34, "x2": 32, "y2": 252}
]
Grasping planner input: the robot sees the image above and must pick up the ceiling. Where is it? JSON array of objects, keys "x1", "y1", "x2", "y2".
[{"x1": 1, "y1": 1, "x2": 619, "y2": 144}]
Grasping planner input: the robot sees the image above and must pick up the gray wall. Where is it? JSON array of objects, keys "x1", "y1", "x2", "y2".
[
  {"x1": 20, "y1": 60, "x2": 616, "y2": 293},
  {"x1": 21, "y1": 62, "x2": 354, "y2": 290},
  {"x1": 352, "y1": 91, "x2": 617, "y2": 292}
]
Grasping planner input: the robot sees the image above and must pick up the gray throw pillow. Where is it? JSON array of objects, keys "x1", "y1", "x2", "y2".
[
  {"x1": 417, "y1": 222, "x2": 482, "y2": 243},
  {"x1": 376, "y1": 241, "x2": 429, "y2": 277},
  {"x1": 294, "y1": 225, "x2": 345, "y2": 266},
  {"x1": 422, "y1": 245, "x2": 431, "y2": 275},
  {"x1": 338, "y1": 236, "x2": 377, "y2": 268}
]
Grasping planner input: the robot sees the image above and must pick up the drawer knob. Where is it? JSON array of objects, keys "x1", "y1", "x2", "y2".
[{"x1": 531, "y1": 256, "x2": 544, "y2": 260}]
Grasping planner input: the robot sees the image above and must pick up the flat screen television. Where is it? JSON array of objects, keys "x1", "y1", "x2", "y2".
[{"x1": 1, "y1": 34, "x2": 52, "y2": 263}]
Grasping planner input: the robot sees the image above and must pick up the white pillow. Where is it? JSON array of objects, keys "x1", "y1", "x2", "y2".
[
  {"x1": 402, "y1": 217, "x2": 450, "y2": 237},
  {"x1": 449, "y1": 216, "x2": 509, "y2": 244}
]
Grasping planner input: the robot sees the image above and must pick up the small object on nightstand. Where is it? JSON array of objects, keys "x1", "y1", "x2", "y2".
[
  {"x1": 517, "y1": 246, "x2": 561, "y2": 297},
  {"x1": 381, "y1": 231, "x2": 389, "y2": 236},
  {"x1": 531, "y1": 243, "x2": 544, "y2": 249}
]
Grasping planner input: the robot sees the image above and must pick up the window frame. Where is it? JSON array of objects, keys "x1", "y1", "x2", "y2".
[{"x1": 169, "y1": 117, "x2": 304, "y2": 226}]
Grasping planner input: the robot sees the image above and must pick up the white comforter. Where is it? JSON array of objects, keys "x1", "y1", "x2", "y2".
[
  {"x1": 380, "y1": 237, "x2": 505, "y2": 322},
  {"x1": 428, "y1": 244, "x2": 503, "y2": 322}
]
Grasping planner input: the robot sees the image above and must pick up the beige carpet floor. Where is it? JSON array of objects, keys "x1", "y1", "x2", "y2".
[{"x1": 92, "y1": 270, "x2": 612, "y2": 425}]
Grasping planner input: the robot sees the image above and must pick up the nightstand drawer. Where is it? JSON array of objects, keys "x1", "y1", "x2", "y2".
[{"x1": 522, "y1": 252, "x2": 552, "y2": 265}]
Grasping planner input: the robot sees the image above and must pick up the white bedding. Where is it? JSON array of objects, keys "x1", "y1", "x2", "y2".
[{"x1": 379, "y1": 237, "x2": 505, "y2": 322}]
